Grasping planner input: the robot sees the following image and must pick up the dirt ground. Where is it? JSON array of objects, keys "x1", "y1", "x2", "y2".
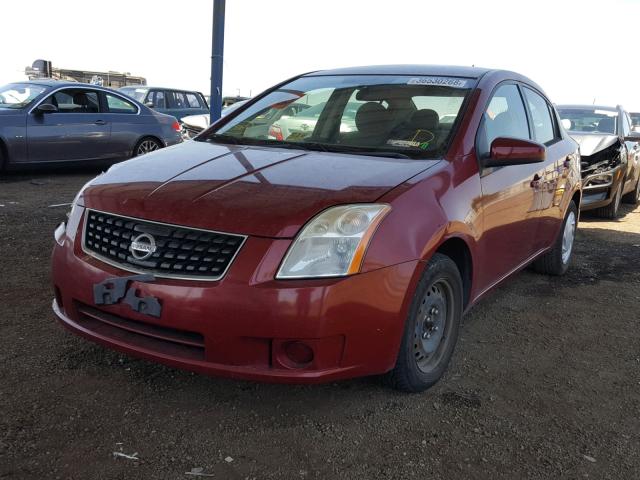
[{"x1": 0, "y1": 171, "x2": 639, "y2": 480}]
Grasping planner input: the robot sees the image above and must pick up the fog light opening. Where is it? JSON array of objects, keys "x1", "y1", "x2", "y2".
[
  {"x1": 54, "y1": 286, "x2": 64, "y2": 311},
  {"x1": 283, "y1": 341, "x2": 314, "y2": 367}
]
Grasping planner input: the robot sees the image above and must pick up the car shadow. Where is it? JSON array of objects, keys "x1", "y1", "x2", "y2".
[{"x1": 580, "y1": 203, "x2": 638, "y2": 223}]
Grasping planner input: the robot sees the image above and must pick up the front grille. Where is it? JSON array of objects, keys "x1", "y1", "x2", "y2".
[
  {"x1": 75, "y1": 302, "x2": 205, "y2": 361},
  {"x1": 83, "y1": 209, "x2": 246, "y2": 280}
]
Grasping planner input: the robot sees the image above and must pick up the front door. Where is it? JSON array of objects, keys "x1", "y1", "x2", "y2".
[
  {"x1": 476, "y1": 83, "x2": 545, "y2": 290},
  {"x1": 27, "y1": 88, "x2": 111, "y2": 163}
]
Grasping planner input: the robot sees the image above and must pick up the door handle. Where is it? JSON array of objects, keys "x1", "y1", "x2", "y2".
[{"x1": 95, "y1": 120, "x2": 107, "y2": 125}]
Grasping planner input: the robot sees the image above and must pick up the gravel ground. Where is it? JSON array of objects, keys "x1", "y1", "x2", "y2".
[{"x1": 0, "y1": 171, "x2": 639, "y2": 480}]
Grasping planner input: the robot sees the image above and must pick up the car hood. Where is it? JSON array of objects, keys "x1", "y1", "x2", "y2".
[
  {"x1": 569, "y1": 132, "x2": 619, "y2": 157},
  {"x1": 81, "y1": 141, "x2": 440, "y2": 238}
]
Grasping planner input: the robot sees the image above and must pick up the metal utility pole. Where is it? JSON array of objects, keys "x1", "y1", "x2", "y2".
[{"x1": 210, "y1": 0, "x2": 226, "y2": 123}]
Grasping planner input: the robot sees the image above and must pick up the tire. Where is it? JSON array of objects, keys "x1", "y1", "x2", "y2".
[
  {"x1": 621, "y1": 178, "x2": 640, "y2": 205},
  {"x1": 532, "y1": 200, "x2": 578, "y2": 276},
  {"x1": 594, "y1": 182, "x2": 622, "y2": 218},
  {"x1": 0, "y1": 141, "x2": 6, "y2": 172},
  {"x1": 133, "y1": 137, "x2": 163, "y2": 157},
  {"x1": 384, "y1": 253, "x2": 463, "y2": 393}
]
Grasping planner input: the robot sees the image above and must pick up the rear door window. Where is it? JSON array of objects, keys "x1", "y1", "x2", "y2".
[
  {"x1": 186, "y1": 93, "x2": 203, "y2": 108},
  {"x1": 523, "y1": 87, "x2": 556, "y2": 144}
]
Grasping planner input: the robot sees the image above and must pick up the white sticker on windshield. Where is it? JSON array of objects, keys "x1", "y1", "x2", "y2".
[{"x1": 407, "y1": 77, "x2": 471, "y2": 88}]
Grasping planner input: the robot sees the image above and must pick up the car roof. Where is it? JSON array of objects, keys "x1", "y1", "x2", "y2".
[
  {"x1": 121, "y1": 86, "x2": 203, "y2": 94},
  {"x1": 304, "y1": 64, "x2": 492, "y2": 78},
  {"x1": 11, "y1": 79, "x2": 73, "y2": 87},
  {"x1": 557, "y1": 104, "x2": 619, "y2": 112},
  {"x1": 11, "y1": 79, "x2": 128, "y2": 91}
]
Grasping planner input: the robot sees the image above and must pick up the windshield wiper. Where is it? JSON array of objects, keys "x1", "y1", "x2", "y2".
[
  {"x1": 204, "y1": 134, "x2": 243, "y2": 145},
  {"x1": 278, "y1": 141, "x2": 412, "y2": 158},
  {"x1": 341, "y1": 150, "x2": 412, "y2": 159}
]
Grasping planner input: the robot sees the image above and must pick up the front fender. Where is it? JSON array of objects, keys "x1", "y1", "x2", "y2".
[
  {"x1": 362, "y1": 159, "x2": 481, "y2": 273},
  {"x1": 0, "y1": 115, "x2": 28, "y2": 165}
]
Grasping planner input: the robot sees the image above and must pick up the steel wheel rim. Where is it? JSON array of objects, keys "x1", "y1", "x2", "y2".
[
  {"x1": 413, "y1": 279, "x2": 453, "y2": 373},
  {"x1": 137, "y1": 140, "x2": 159, "y2": 155},
  {"x1": 561, "y1": 210, "x2": 576, "y2": 264}
]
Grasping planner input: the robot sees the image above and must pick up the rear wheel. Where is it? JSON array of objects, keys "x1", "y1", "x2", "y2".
[
  {"x1": 384, "y1": 253, "x2": 463, "y2": 393},
  {"x1": 532, "y1": 200, "x2": 578, "y2": 276},
  {"x1": 622, "y1": 178, "x2": 640, "y2": 205},
  {"x1": 133, "y1": 137, "x2": 162, "y2": 157},
  {"x1": 595, "y1": 182, "x2": 622, "y2": 218}
]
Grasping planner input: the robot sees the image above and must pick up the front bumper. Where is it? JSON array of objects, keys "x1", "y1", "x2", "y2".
[
  {"x1": 164, "y1": 134, "x2": 183, "y2": 147},
  {"x1": 580, "y1": 167, "x2": 622, "y2": 211},
  {"x1": 51, "y1": 209, "x2": 419, "y2": 384}
]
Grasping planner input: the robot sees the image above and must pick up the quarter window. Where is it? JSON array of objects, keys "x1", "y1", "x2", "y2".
[
  {"x1": 186, "y1": 93, "x2": 202, "y2": 108},
  {"x1": 478, "y1": 84, "x2": 530, "y2": 158},
  {"x1": 523, "y1": 88, "x2": 556, "y2": 144},
  {"x1": 105, "y1": 93, "x2": 137, "y2": 114}
]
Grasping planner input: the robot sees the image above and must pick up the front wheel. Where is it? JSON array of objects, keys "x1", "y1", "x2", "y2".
[
  {"x1": 595, "y1": 182, "x2": 622, "y2": 218},
  {"x1": 384, "y1": 253, "x2": 463, "y2": 393},
  {"x1": 133, "y1": 137, "x2": 163, "y2": 157},
  {"x1": 532, "y1": 200, "x2": 578, "y2": 276},
  {"x1": 622, "y1": 178, "x2": 640, "y2": 205}
]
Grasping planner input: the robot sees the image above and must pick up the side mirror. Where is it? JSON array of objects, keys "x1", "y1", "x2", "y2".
[
  {"x1": 34, "y1": 103, "x2": 58, "y2": 114},
  {"x1": 145, "y1": 101, "x2": 155, "y2": 108},
  {"x1": 624, "y1": 131, "x2": 640, "y2": 142},
  {"x1": 484, "y1": 137, "x2": 546, "y2": 168}
]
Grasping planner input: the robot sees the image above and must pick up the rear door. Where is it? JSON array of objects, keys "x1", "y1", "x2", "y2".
[
  {"x1": 476, "y1": 83, "x2": 544, "y2": 287},
  {"x1": 521, "y1": 86, "x2": 568, "y2": 250},
  {"x1": 27, "y1": 87, "x2": 111, "y2": 163}
]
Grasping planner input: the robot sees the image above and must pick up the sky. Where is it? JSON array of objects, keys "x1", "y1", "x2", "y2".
[{"x1": 2, "y1": 0, "x2": 640, "y2": 109}]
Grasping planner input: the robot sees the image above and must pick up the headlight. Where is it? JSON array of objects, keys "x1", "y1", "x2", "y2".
[
  {"x1": 55, "y1": 179, "x2": 94, "y2": 246},
  {"x1": 276, "y1": 204, "x2": 391, "y2": 279}
]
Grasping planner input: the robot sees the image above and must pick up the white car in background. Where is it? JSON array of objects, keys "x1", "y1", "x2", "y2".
[
  {"x1": 181, "y1": 100, "x2": 249, "y2": 139},
  {"x1": 269, "y1": 102, "x2": 358, "y2": 141}
]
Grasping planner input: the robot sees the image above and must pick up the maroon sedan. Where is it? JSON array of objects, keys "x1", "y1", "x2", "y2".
[{"x1": 51, "y1": 66, "x2": 581, "y2": 391}]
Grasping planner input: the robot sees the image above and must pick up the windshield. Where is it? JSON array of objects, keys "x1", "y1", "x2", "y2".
[
  {"x1": 630, "y1": 112, "x2": 640, "y2": 128},
  {"x1": 0, "y1": 83, "x2": 47, "y2": 109},
  {"x1": 120, "y1": 87, "x2": 148, "y2": 102},
  {"x1": 199, "y1": 74, "x2": 473, "y2": 158},
  {"x1": 557, "y1": 107, "x2": 618, "y2": 135}
]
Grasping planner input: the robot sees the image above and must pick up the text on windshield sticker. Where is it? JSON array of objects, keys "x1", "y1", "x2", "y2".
[{"x1": 407, "y1": 77, "x2": 471, "y2": 88}]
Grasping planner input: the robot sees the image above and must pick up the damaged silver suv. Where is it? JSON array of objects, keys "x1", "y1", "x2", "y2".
[{"x1": 558, "y1": 105, "x2": 640, "y2": 217}]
